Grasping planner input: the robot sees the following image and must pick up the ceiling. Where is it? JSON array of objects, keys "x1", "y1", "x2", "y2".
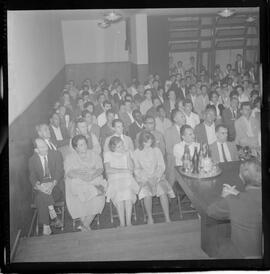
[{"x1": 35, "y1": 8, "x2": 259, "y2": 21}]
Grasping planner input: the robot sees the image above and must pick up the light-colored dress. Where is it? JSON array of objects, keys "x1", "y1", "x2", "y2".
[
  {"x1": 104, "y1": 151, "x2": 139, "y2": 205},
  {"x1": 64, "y1": 150, "x2": 106, "y2": 219},
  {"x1": 133, "y1": 147, "x2": 175, "y2": 200}
]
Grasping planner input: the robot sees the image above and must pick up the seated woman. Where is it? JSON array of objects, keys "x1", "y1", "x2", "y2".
[
  {"x1": 133, "y1": 131, "x2": 175, "y2": 224},
  {"x1": 104, "y1": 136, "x2": 139, "y2": 227},
  {"x1": 64, "y1": 134, "x2": 106, "y2": 231}
]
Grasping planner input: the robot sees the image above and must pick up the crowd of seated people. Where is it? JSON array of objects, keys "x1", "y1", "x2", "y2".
[{"x1": 28, "y1": 54, "x2": 261, "y2": 238}]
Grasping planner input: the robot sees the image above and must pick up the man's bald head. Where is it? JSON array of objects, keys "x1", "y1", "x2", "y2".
[
  {"x1": 240, "y1": 159, "x2": 261, "y2": 187},
  {"x1": 34, "y1": 138, "x2": 48, "y2": 156}
]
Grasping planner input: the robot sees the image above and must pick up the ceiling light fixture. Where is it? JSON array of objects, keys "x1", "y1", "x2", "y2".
[
  {"x1": 218, "y1": 8, "x2": 236, "y2": 18},
  {"x1": 104, "y1": 10, "x2": 122, "y2": 22},
  {"x1": 246, "y1": 16, "x2": 256, "y2": 23}
]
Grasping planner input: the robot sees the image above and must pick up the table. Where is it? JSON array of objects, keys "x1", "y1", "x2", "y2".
[{"x1": 175, "y1": 161, "x2": 245, "y2": 258}]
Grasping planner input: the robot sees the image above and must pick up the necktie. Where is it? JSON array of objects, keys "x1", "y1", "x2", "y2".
[
  {"x1": 232, "y1": 109, "x2": 235, "y2": 119},
  {"x1": 44, "y1": 156, "x2": 51, "y2": 178},
  {"x1": 221, "y1": 143, "x2": 228, "y2": 162}
]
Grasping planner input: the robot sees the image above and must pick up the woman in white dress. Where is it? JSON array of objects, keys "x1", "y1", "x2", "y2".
[
  {"x1": 104, "y1": 136, "x2": 139, "y2": 227},
  {"x1": 133, "y1": 131, "x2": 175, "y2": 224},
  {"x1": 64, "y1": 134, "x2": 106, "y2": 231}
]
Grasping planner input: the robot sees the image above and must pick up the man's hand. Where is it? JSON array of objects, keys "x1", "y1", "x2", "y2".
[{"x1": 222, "y1": 184, "x2": 240, "y2": 198}]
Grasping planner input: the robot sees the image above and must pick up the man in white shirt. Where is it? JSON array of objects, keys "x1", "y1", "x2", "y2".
[
  {"x1": 194, "y1": 105, "x2": 217, "y2": 145},
  {"x1": 173, "y1": 124, "x2": 200, "y2": 166},
  {"x1": 155, "y1": 105, "x2": 172, "y2": 136},
  {"x1": 235, "y1": 102, "x2": 260, "y2": 148},
  {"x1": 236, "y1": 85, "x2": 249, "y2": 103},
  {"x1": 183, "y1": 99, "x2": 200, "y2": 129},
  {"x1": 210, "y1": 124, "x2": 239, "y2": 164},
  {"x1": 97, "y1": 101, "x2": 117, "y2": 128}
]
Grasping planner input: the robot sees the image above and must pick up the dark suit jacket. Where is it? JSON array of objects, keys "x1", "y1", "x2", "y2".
[
  {"x1": 49, "y1": 125, "x2": 70, "y2": 148},
  {"x1": 222, "y1": 107, "x2": 240, "y2": 141},
  {"x1": 194, "y1": 123, "x2": 209, "y2": 144},
  {"x1": 163, "y1": 100, "x2": 176, "y2": 119},
  {"x1": 119, "y1": 111, "x2": 133, "y2": 133},
  {"x1": 94, "y1": 103, "x2": 104, "y2": 117},
  {"x1": 128, "y1": 122, "x2": 144, "y2": 143},
  {"x1": 209, "y1": 141, "x2": 239, "y2": 163},
  {"x1": 29, "y1": 150, "x2": 64, "y2": 192},
  {"x1": 170, "y1": 82, "x2": 185, "y2": 100},
  {"x1": 207, "y1": 188, "x2": 262, "y2": 258}
]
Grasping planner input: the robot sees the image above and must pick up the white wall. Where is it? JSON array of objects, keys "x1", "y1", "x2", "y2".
[
  {"x1": 129, "y1": 14, "x2": 148, "y2": 65},
  {"x1": 62, "y1": 19, "x2": 129, "y2": 64},
  {"x1": 8, "y1": 11, "x2": 65, "y2": 124}
]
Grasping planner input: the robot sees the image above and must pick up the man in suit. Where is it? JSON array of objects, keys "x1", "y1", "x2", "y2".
[
  {"x1": 81, "y1": 110, "x2": 100, "y2": 140},
  {"x1": 119, "y1": 100, "x2": 134, "y2": 133},
  {"x1": 235, "y1": 102, "x2": 260, "y2": 148},
  {"x1": 235, "y1": 54, "x2": 244, "y2": 75},
  {"x1": 128, "y1": 109, "x2": 144, "y2": 144},
  {"x1": 49, "y1": 112, "x2": 70, "y2": 148},
  {"x1": 94, "y1": 93, "x2": 106, "y2": 117},
  {"x1": 210, "y1": 124, "x2": 239, "y2": 163},
  {"x1": 136, "y1": 115, "x2": 166, "y2": 155},
  {"x1": 222, "y1": 95, "x2": 240, "y2": 142},
  {"x1": 100, "y1": 109, "x2": 115, "y2": 149},
  {"x1": 36, "y1": 124, "x2": 58, "y2": 152},
  {"x1": 29, "y1": 138, "x2": 64, "y2": 235},
  {"x1": 207, "y1": 158, "x2": 262, "y2": 258},
  {"x1": 194, "y1": 104, "x2": 217, "y2": 145},
  {"x1": 209, "y1": 91, "x2": 225, "y2": 122},
  {"x1": 194, "y1": 84, "x2": 210, "y2": 120},
  {"x1": 164, "y1": 109, "x2": 186, "y2": 186}
]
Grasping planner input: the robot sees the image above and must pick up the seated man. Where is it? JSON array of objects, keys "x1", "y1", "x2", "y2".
[
  {"x1": 49, "y1": 112, "x2": 70, "y2": 148},
  {"x1": 173, "y1": 124, "x2": 200, "y2": 166},
  {"x1": 194, "y1": 104, "x2": 217, "y2": 145},
  {"x1": 36, "y1": 124, "x2": 58, "y2": 151},
  {"x1": 207, "y1": 159, "x2": 262, "y2": 258},
  {"x1": 75, "y1": 118, "x2": 101, "y2": 155},
  {"x1": 128, "y1": 109, "x2": 144, "y2": 144},
  {"x1": 182, "y1": 99, "x2": 200, "y2": 129},
  {"x1": 136, "y1": 115, "x2": 165, "y2": 156},
  {"x1": 221, "y1": 95, "x2": 240, "y2": 142},
  {"x1": 29, "y1": 138, "x2": 64, "y2": 235},
  {"x1": 103, "y1": 119, "x2": 134, "y2": 153},
  {"x1": 235, "y1": 102, "x2": 260, "y2": 148},
  {"x1": 100, "y1": 109, "x2": 116, "y2": 149},
  {"x1": 97, "y1": 100, "x2": 115, "y2": 128},
  {"x1": 118, "y1": 100, "x2": 134, "y2": 134},
  {"x1": 81, "y1": 110, "x2": 100, "y2": 140},
  {"x1": 210, "y1": 124, "x2": 239, "y2": 163}
]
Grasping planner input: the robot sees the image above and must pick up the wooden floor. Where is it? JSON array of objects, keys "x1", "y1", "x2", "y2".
[{"x1": 14, "y1": 219, "x2": 208, "y2": 262}]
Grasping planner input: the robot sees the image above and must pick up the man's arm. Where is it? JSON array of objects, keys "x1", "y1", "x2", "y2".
[{"x1": 207, "y1": 197, "x2": 230, "y2": 220}]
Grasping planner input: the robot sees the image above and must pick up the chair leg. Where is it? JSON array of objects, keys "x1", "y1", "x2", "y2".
[
  {"x1": 35, "y1": 212, "x2": 39, "y2": 236},
  {"x1": 109, "y1": 201, "x2": 114, "y2": 223},
  {"x1": 96, "y1": 214, "x2": 100, "y2": 226},
  {"x1": 61, "y1": 206, "x2": 65, "y2": 231},
  {"x1": 140, "y1": 200, "x2": 147, "y2": 223},
  {"x1": 133, "y1": 204, "x2": 137, "y2": 222},
  {"x1": 177, "y1": 194, "x2": 183, "y2": 220}
]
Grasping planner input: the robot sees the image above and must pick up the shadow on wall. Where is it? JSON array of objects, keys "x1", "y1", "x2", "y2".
[{"x1": 9, "y1": 67, "x2": 66, "y2": 248}]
